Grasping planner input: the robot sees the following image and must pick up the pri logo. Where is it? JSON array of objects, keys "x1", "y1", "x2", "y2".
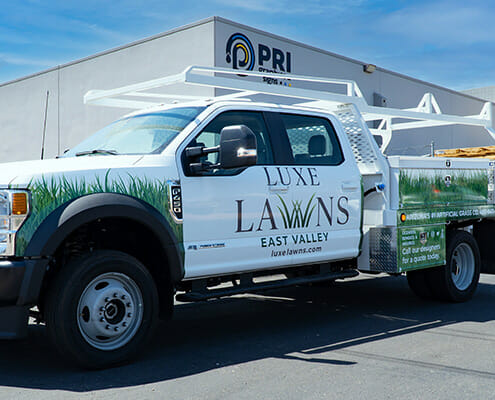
[
  {"x1": 225, "y1": 33, "x2": 256, "y2": 71},
  {"x1": 225, "y1": 32, "x2": 292, "y2": 75}
]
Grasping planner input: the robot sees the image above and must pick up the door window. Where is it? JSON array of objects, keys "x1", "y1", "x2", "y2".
[
  {"x1": 280, "y1": 113, "x2": 344, "y2": 165},
  {"x1": 185, "y1": 110, "x2": 274, "y2": 175}
]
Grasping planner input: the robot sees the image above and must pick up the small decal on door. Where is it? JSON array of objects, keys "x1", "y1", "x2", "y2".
[{"x1": 188, "y1": 243, "x2": 225, "y2": 250}]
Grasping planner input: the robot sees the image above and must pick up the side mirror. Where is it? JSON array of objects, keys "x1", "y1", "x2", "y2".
[{"x1": 219, "y1": 125, "x2": 257, "y2": 169}]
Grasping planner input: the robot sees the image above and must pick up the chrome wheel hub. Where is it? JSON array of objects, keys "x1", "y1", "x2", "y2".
[
  {"x1": 450, "y1": 243, "x2": 475, "y2": 291},
  {"x1": 77, "y1": 272, "x2": 143, "y2": 351}
]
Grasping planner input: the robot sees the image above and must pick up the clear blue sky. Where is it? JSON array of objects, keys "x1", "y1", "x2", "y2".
[{"x1": 1, "y1": 0, "x2": 494, "y2": 91}]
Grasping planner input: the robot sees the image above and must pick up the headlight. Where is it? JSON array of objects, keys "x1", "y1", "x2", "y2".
[
  {"x1": 0, "y1": 193, "x2": 9, "y2": 215},
  {"x1": 0, "y1": 190, "x2": 30, "y2": 256}
]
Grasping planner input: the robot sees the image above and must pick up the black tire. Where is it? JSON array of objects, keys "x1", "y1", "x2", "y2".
[
  {"x1": 406, "y1": 269, "x2": 434, "y2": 300},
  {"x1": 427, "y1": 230, "x2": 480, "y2": 302},
  {"x1": 45, "y1": 250, "x2": 159, "y2": 369}
]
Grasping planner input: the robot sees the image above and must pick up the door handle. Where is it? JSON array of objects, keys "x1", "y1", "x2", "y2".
[
  {"x1": 341, "y1": 181, "x2": 358, "y2": 192},
  {"x1": 269, "y1": 186, "x2": 289, "y2": 193}
]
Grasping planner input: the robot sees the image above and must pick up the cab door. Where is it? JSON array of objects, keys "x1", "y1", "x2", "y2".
[
  {"x1": 179, "y1": 110, "x2": 293, "y2": 279},
  {"x1": 268, "y1": 111, "x2": 362, "y2": 265}
]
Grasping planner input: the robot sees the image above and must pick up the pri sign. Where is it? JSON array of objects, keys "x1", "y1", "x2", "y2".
[{"x1": 225, "y1": 32, "x2": 292, "y2": 74}]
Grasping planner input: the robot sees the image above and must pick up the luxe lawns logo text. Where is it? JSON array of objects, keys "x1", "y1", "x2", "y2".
[{"x1": 235, "y1": 167, "x2": 350, "y2": 236}]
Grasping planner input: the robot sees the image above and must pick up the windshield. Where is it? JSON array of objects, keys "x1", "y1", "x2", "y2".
[{"x1": 64, "y1": 106, "x2": 205, "y2": 157}]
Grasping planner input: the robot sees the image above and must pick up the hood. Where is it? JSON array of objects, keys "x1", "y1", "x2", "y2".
[{"x1": 0, "y1": 155, "x2": 144, "y2": 187}]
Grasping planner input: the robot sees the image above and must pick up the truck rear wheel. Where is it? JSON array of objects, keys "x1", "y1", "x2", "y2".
[
  {"x1": 428, "y1": 230, "x2": 480, "y2": 302},
  {"x1": 45, "y1": 250, "x2": 159, "y2": 369}
]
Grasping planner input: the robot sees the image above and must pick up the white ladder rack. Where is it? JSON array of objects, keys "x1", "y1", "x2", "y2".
[{"x1": 84, "y1": 65, "x2": 495, "y2": 153}]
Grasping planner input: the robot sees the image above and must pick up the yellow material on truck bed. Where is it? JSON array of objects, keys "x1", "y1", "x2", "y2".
[{"x1": 435, "y1": 146, "x2": 495, "y2": 159}]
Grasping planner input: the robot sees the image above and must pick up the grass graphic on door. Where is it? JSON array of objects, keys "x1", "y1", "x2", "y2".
[{"x1": 277, "y1": 193, "x2": 316, "y2": 229}]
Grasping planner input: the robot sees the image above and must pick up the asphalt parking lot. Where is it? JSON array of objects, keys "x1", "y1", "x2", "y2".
[{"x1": 1, "y1": 273, "x2": 495, "y2": 399}]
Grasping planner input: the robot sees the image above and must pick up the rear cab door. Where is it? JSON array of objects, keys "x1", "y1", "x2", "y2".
[
  {"x1": 178, "y1": 106, "x2": 295, "y2": 279},
  {"x1": 262, "y1": 110, "x2": 363, "y2": 265}
]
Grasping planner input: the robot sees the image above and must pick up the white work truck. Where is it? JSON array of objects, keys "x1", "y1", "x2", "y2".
[{"x1": 1, "y1": 66, "x2": 495, "y2": 368}]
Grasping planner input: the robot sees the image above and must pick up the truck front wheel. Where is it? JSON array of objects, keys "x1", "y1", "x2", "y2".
[{"x1": 45, "y1": 250, "x2": 159, "y2": 369}]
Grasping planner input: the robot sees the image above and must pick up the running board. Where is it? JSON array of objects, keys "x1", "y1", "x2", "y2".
[{"x1": 176, "y1": 270, "x2": 359, "y2": 302}]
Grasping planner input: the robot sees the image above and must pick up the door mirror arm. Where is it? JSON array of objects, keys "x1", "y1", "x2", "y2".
[
  {"x1": 185, "y1": 145, "x2": 219, "y2": 159},
  {"x1": 186, "y1": 125, "x2": 257, "y2": 174},
  {"x1": 186, "y1": 145, "x2": 220, "y2": 174}
]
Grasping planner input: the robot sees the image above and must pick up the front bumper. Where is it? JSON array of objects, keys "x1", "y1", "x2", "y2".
[
  {"x1": 0, "y1": 306, "x2": 28, "y2": 339},
  {"x1": 0, "y1": 260, "x2": 29, "y2": 338},
  {"x1": 0, "y1": 260, "x2": 26, "y2": 302},
  {"x1": 0, "y1": 258, "x2": 47, "y2": 339}
]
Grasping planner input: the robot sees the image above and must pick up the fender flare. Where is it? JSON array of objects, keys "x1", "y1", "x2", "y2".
[{"x1": 17, "y1": 193, "x2": 183, "y2": 305}]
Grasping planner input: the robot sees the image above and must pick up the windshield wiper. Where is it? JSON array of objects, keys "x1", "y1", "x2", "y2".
[{"x1": 75, "y1": 149, "x2": 119, "y2": 157}]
